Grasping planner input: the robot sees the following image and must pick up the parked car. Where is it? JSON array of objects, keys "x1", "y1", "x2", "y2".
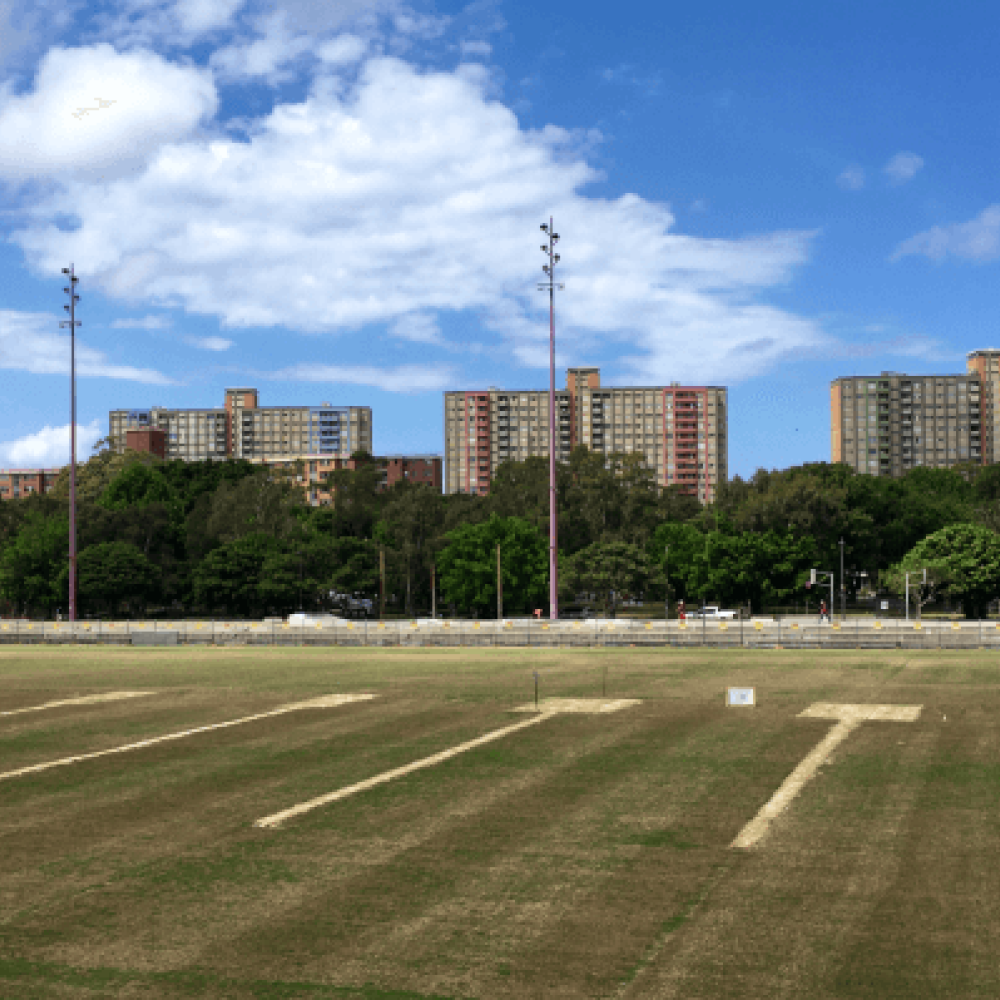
[{"x1": 686, "y1": 605, "x2": 739, "y2": 620}]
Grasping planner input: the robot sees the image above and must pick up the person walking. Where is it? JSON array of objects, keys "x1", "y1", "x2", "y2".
[{"x1": 819, "y1": 600, "x2": 828, "y2": 624}]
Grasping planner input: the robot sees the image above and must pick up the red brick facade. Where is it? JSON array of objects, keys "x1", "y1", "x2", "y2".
[{"x1": 0, "y1": 469, "x2": 60, "y2": 500}]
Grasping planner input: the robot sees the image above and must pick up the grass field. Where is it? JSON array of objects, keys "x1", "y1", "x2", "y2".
[{"x1": 1, "y1": 645, "x2": 998, "y2": 999}]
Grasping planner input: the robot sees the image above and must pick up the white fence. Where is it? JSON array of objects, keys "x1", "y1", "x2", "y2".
[{"x1": 3, "y1": 617, "x2": 1000, "y2": 650}]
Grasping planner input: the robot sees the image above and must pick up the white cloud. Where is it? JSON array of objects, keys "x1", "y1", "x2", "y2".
[
  {"x1": 317, "y1": 34, "x2": 368, "y2": 66},
  {"x1": 459, "y1": 40, "x2": 491, "y2": 59},
  {"x1": 172, "y1": 0, "x2": 245, "y2": 35},
  {"x1": 89, "y1": 0, "x2": 246, "y2": 49},
  {"x1": 884, "y1": 151, "x2": 924, "y2": 185},
  {"x1": 837, "y1": 165, "x2": 865, "y2": 190},
  {"x1": 389, "y1": 313, "x2": 443, "y2": 345},
  {"x1": 892, "y1": 205, "x2": 1000, "y2": 263},
  {"x1": 0, "y1": 43, "x2": 218, "y2": 182},
  {"x1": 10, "y1": 49, "x2": 821, "y2": 384},
  {"x1": 210, "y1": 13, "x2": 317, "y2": 83},
  {"x1": 111, "y1": 314, "x2": 172, "y2": 329},
  {"x1": 274, "y1": 362, "x2": 455, "y2": 393},
  {"x1": 0, "y1": 419, "x2": 102, "y2": 467},
  {"x1": 184, "y1": 335, "x2": 233, "y2": 350},
  {"x1": 0, "y1": 309, "x2": 173, "y2": 382}
]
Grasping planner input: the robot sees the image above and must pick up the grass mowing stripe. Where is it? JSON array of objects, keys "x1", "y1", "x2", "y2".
[
  {"x1": 0, "y1": 955, "x2": 471, "y2": 998},
  {"x1": 255, "y1": 698, "x2": 641, "y2": 829},
  {"x1": 0, "y1": 694, "x2": 374, "y2": 784},
  {"x1": 255, "y1": 711, "x2": 551, "y2": 829},
  {"x1": 0, "y1": 691, "x2": 154, "y2": 718}
]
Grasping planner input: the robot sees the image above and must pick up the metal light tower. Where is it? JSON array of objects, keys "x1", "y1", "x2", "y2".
[
  {"x1": 539, "y1": 219, "x2": 563, "y2": 620},
  {"x1": 60, "y1": 265, "x2": 80, "y2": 623}
]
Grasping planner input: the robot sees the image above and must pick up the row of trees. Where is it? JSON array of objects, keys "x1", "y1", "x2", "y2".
[{"x1": 3, "y1": 444, "x2": 1000, "y2": 618}]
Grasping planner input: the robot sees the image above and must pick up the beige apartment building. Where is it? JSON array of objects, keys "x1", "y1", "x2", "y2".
[
  {"x1": 444, "y1": 367, "x2": 727, "y2": 502},
  {"x1": 110, "y1": 388, "x2": 372, "y2": 463},
  {"x1": 831, "y1": 371, "x2": 982, "y2": 476}
]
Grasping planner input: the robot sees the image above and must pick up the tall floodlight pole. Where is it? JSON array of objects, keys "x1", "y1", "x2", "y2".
[
  {"x1": 539, "y1": 219, "x2": 563, "y2": 620},
  {"x1": 60, "y1": 266, "x2": 80, "y2": 623}
]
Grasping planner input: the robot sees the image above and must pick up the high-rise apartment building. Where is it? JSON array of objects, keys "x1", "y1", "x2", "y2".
[
  {"x1": 966, "y1": 349, "x2": 1000, "y2": 464},
  {"x1": 110, "y1": 388, "x2": 372, "y2": 463},
  {"x1": 831, "y1": 371, "x2": 981, "y2": 476},
  {"x1": 444, "y1": 368, "x2": 727, "y2": 502}
]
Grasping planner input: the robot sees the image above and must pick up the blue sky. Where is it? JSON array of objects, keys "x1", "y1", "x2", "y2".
[{"x1": 2, "y1": 0, "x2": 998, "y2": 479}]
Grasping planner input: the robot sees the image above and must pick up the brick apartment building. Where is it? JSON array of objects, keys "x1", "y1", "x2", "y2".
[
  {"x1": 257, "y1": 454, "x2": 442, "y2": 506},
  {"x1": 0, "y1": 469, "x2": 60, "y2": 501},
  {"x1": 444, "y1": 367, "x2": 727, "y2": 502}
]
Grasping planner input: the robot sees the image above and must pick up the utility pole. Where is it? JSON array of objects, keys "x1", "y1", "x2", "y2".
[
  {"x1": 431, "y1": 563, "x2": 436, "y2": 618},
  {"x1": 539, "y1": 220, "x2": 563, "y2": 621},
  {"x1": 379, "y1": 546, "x2": 385, "y2": 620},
  {"x1": 60, "y1": 266, "x2": 80, "y2": 623},
  {"x1": 905, "y1": 568, "x2": 927, "y2": 621},
  {"x1": 839, "y1": 537, "x2": 846, "y2": 622},
  {"x1": 497, "y1": 543, "x2": 503, "y2": 620},
  {"x1": 664, "y1": 544, "x2": 669, "y2": 620}
]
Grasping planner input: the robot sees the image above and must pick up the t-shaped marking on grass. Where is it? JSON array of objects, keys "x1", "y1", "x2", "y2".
[
  {"x1": 0, "y1": 693, "x2": 375, "y2": 784},
  {"x1": 255, "y1": 698, "x2": 642, "y2": 830},
  {"x1": 0, "y1": 691, "x2": 155, "y2": 718},
  {"x1": 730, "y1": 702, "x2": 922, "y2": 850}
]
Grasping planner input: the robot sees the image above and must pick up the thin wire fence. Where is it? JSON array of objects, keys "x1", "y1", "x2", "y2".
[{"x1": 2, "y1": 617, "x2": 1000, "y2": 650}]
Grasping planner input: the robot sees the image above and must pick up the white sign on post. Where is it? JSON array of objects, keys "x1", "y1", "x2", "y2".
[{"x1": 727, "y1": 687, "x2": 755, "y2": 707}]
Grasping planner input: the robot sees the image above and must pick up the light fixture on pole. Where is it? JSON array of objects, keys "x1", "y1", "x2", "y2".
[
  {"x1": 60, "y1": 265, "x2": 80, "y2": 624},
  {"x1": 539, "y1": 219, "x2": 563, "y2": 621}
]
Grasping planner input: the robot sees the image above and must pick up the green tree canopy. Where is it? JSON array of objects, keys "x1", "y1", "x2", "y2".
[
  {"x1": 885, "y1": 523, "x2": 1000, "y2": 619},
  {"x1": 648, "y1": 521, "x2": 705, "y2": 603},
  {"x1": 78, "y1": 541, "x2": 160, "y2": 616},
  {"x1": 192, "y1": 533, "x2": 280, "y2": 616},
  {"x1": 373, "y1": 483, "x2": 447, "y2": 615},
  {"x1": 687, "y1": 529, "x2": 817, "y2": 613},
  {"x1": 0, "y1": 512, "x2": 69, "y2": 616},
  {"x1": 437, "y1": 514, "x2": 547, "y2": 617},
  {"x1": 561, "y1": 539, "x2": 663, "y2": 617},
  {"x1": 99, "y1": 462, "x2": 179, "y2": 514}
]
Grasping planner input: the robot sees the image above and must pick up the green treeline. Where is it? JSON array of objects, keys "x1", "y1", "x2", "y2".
[{"x1": 3, "y1": 445, "x2": 1000, "y2": 619}]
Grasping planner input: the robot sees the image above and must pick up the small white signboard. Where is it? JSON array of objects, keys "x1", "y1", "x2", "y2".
[
  {"x1": 727, "y1": 687, "x2": 755, "y2": 707},
  {"x1": 881, "y1": 600, "x2": 889, "y2": 611}
]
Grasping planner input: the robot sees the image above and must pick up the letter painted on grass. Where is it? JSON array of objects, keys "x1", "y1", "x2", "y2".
[{"x1": 731, "y1": 702, "x2": 922, "y2": 850}]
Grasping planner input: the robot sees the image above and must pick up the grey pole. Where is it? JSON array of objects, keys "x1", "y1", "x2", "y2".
[{"x1": 497, "y1": 543, "x2": 502, "y2": 620}]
